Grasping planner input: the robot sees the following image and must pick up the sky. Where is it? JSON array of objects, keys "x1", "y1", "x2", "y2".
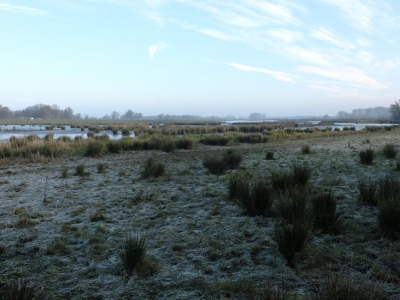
[{"x1": 1, "y1": 0, "x2": 400, "y2": 118}]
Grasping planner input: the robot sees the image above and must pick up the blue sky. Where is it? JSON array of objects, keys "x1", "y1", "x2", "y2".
[{"x1": 1, "y1": 0, "x2": 400, "y2": 118}]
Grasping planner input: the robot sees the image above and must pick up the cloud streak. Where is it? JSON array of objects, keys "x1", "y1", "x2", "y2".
[
  {"x1": 298, "y1": 66, "x2": 386, "y2": 90},
  {"x1": 148, "y1": 42, "x2": 168, "y2": 60},
  {"x1": 229, "y1": 63, "x2": 297, "y2": 83},
  {"x1": 0, "y1": 3, "x2": 48, "y2": 15}
]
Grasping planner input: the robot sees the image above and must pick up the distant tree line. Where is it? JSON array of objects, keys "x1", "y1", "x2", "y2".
[
  {"x1": 336, "y1": 106, "x2": 390, "y2": 119},
  {"x1": 0, "y1": 104, "x2": 76, "y2": 119}
]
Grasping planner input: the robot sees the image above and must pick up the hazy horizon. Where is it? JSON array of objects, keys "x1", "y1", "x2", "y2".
[{"x1": 1, "y1": 1, "x2": 399, "y2": 118}]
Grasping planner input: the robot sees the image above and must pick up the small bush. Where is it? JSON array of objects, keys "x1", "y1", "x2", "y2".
[
  {"x1": 311, "y1": 192, "x2": 342, "y2": 234},
  {"x1": 357, "y1": 178, "x2": 377, "y2": 206},
  {"x1": 382, "y1": 143, "x2": 397, "y2": 159},
  {"x1": 119, "y1": 232, "x2": 146, "y2": 276},
  {"x1": 273, "y1": 223, "x2": 309, "y2": 267},
  {"x1": 302, "y1": 145, "x2": 310, "y2": 154},
  {"x1": 141, "y1": 157, "x2": 165, "y2": 179},
  {"x1": 266, "y1": 151, "x2": 274, "y2": 160},
  {"x1": 359, "y1": 148, "x2": 374, "y2": 165}
]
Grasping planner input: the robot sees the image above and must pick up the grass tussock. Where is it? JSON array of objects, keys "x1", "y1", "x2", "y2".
[
  {"x1": 359, "y1": 148, "x2": 374, "y2": 165},
  {"x1": 378, "y1": 193, "x2": 400, "y2": 239},
  {"x1": 229, "y1": 174, "x2": 273, "y2": 216},
  {"x1": 271, "y1": 164, "x2": 311, "y2": 193},
  {"x1": 75, "y1": 164, "x2": 90, "y2": 177},
  {"x1": 203, "y1": 149, "x2": 242, "y2": 175},
  {"x1": 265, "y1": 151, "x2": 274, "y2": 160},
  {"x1": 311, "y1": 192, "x2": 342, "y2": 234},
  {"x1": 141, "y1": 157, "x2": 165, "y2": 179},
  {"x1": 310, "y1": 271, "x2": 386, "y2": 300},
  {"x1": 302, "y1": 145, "x2": 311, "y2": 154},
  {"x1": 0, "y1": 279, "x2": 46, "y2": 300},
  {"x1": 273, "y1": 222, "x2": 309, "y2": 267},
  {"x1": 119, "y1": 232, "x2": 146, "y2": 276},
  {"x1": 382, "y1": 143, "x2": 397, "y2": 159},
  {"x1": 357, "y1": 178, "x2": 378, "y2": 206}
]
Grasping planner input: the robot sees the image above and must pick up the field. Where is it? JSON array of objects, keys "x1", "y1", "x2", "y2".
[{"x1": 0, "y1": 124, "x2": 400, "y2": 299}]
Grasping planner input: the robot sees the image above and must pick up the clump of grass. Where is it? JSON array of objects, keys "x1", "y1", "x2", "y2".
[
  {"x1": 203, "y1": 150, "x2": 242, "y2": 175},
  {"x1": 378, "y1": 196, "x2": 400, "y2": 239},
  {"x1": 302, "y1": 145, "x2": 311, "y2": 154},
  {"x1": 273, "y1": 222, "x2": 309, "y2": 267},
  {"x1": 175, "y1": 137, "x2": 193, "y2": 150},
  {"x1": 275, "y1": 187, "x2": 311, "y2": 225},
  {"x1": 161, "y1": 139, "x2": 176, "y2": 153},
  {"x1": 229, "y1": 175, "x2": 273, "y2": 216},
  {"x1": 61, "y1": 166, "x2": 68, "y2": 179},
  {"x1": 85, "y1": 141, "x2": 103, "y2": 157},
  {"x1": 141, "y1": 157, "x2": 165, "y2": 179},
  {"x1": 97, "y1": 163, "x2": 107, "y2": 174},
  {"x1": 311, "y1": 191, "x2": 342, "y2": 234},
  {"x1": 377, "y1": 175, "x2": 400, "y2": 202},
  {"x1": 359, "y1": 148, "x2": 374, "y2": 165},
  {"x1": 107, "y1": 140, "x2": 123, "y2": 154},
  {"x1": 310, "y1": 271, "x2": 386, "y2": 300},
  {"x1": 75, "y1": 164, "x2": 89, "y2": 177},
  {"x1": 396, "y1": 160, "x2": 400, "y2": 171},
  {"x1": 357, "y1": 178, "x2": 378, "y2": 206},
  {"x1": 119, "y1": 232, "x2": 146, "y2": 276},
  {"x1": 46, "y1": 239, "x2": 71, "y2": 255},
  {"x1": 271, "y1": 164, "x2": 311, "y2": 193},
  {"x1": 121, "y1": 128, "x2": 130, "y2": 135},
  {"x1": 265, "y1": 151, "x2": 274, "y2": 160},
  {"x1": 382, "y1": 143, "x2": 397, "y2": 159},
  {"x1": 0, "y1": 279, "x2": 45, "y2": 300},
  {"x1": 90, "y1": 211, "x2": 106, "y2": 222}
]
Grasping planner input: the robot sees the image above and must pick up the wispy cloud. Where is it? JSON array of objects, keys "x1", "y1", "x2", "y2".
[
  {"x1": 387, "y1": 15, "x2": 400, "y2": 22},
  {"x1": 310, "y1": 28, "x2": 354, "y2": 49},
  {"x1": 229, "y1": 63, "x2": 297, "y2": 83},
  {"x1": 148, "y1": 42, "x2": 168, "y2": 60},
  {"x1": 318, "y1": 0, "x2": 373, "y2": 30},
  {"x1": 298, "y1": 66, "x2": 386, "y2": 90},
  {"x1": 267, "y1": 28, "x2": 303, "y2": 43},
  {"x1": 0, "y1": 3, "x2": 48, "y2": 15}
]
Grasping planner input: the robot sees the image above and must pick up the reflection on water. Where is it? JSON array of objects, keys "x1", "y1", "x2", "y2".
[{"x1": 0, "y1": 125, "x2": 135, "y2": 142}]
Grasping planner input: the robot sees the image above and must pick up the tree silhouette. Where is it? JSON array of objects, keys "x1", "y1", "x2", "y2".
[{"x1": 390, "y1": 100, "x2": 400, "y2": 121}]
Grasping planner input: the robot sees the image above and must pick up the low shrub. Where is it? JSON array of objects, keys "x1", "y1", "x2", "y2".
[
  {"x1": 119, "y1": 232, "x2": 146, "y2": 276},
  {"x1": 382, "y1": 143, "x2": 397, "y2": 159},
  {"x1": 359, "y1": 148, "x2": 374, "y2": 165},
  {"x1": 311, "y1": 192, "x2": 342, "y2": 234},
  {"x1": 141, "y1": 157, "x2": 165, "y2": 178}
]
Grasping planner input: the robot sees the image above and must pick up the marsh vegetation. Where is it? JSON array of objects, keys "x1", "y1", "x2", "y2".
[{"x1": 0, "y1": 121, "x2": 399, "y2": 298}]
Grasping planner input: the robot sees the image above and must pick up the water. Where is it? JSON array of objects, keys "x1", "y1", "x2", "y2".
[{"x1": 0, "y1": 125, "x2": 135, "y2": 142}]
